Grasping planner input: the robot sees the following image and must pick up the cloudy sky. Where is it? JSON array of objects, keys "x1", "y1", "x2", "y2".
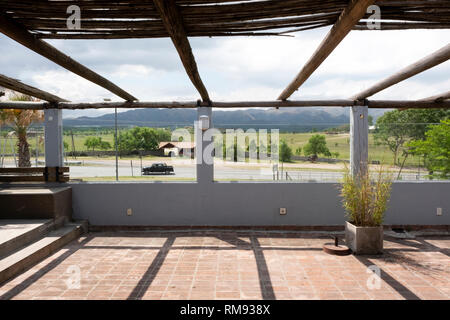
[{"x1": 1, "y1": 26, "x2": 449, "y2": 118}]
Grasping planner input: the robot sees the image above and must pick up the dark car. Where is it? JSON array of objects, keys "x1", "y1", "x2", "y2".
[{"x1": 142, "y1": 163, "x2": 174, "y2": 175}]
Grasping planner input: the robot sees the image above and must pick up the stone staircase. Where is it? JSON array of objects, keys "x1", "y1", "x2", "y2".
[{"x1": 0, "y1": 219, "x2": 87, "y2": 284}]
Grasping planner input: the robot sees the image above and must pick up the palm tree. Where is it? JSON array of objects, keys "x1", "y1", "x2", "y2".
[{"x1": 0, "y1": 93, "x2": 44, "y2": 167}]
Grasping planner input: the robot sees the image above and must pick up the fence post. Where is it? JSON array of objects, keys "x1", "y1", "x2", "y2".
[
  {"x1": 130, "y1": 160, "x2": 134, "y2": 177},
  {"x1": 350, "y1": 105, "x2": 369, "y2": 177},
  {"x1": 44, "y1": 109, "x2": 63, "y2": 167}
]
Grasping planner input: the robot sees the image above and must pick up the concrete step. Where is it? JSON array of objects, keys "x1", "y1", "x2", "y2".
[
  {"x1": 0, "y1": 223, "x2": 84, "y2": 284},
  {"x1": 0, "y1": 219, "x2": 66, "y2": 259},
  {"x1": 0, "y1": 187, "x2": 72, "y2": 220}
]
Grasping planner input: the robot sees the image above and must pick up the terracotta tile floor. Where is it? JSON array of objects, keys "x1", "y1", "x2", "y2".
[{"x1": 0, "y1": 231, "x2": 448, "y2": 300}]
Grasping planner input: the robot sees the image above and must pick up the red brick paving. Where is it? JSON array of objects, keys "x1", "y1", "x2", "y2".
[{"x1": 0, "y1": 231, "x2": 448, "y2": 300}]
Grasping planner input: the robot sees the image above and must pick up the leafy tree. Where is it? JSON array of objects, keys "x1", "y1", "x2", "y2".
[
  {"x1": 295, "y1": 146, "x2": 302, "y2": 156},
  {"x1": 0, "y1": 94, "x2": 44, "y2": 167},
  {"x1": 401, "y1": 109, "x2": 450, "y2": 140},
  {"x1": 375, "y1": 109, "x2": 450, "y2": 165},
  {"x1": 374, "y1": 110, "x2": 409, "y2": 165},
  {"x1": 118, "y1": 127, "x2": 171, "y2": 153},
  {"x1": 63, "y1": 141, "x2": 69, "y2": 151},
  {"x1": 303, "y1": 134, "x2": 331, "y2": 160},
  {"x1": 84, "y1": 136, "x2": 101, "y2": 151},
  {"x1": 248, "y1": 139, "x2": 258, "y2": 154},
  {"x1": 407, "y1": 119, "x2": 450, "y2": 179},
  {"x1": 279, "y1": 140, "x2": 292, "y2": 163},
  {"x1": 99, "y1": 140, "x2": 111, "y2": 151},
  {"x1": 223, "y1": 137, "x2": 245, "y2": 162}
]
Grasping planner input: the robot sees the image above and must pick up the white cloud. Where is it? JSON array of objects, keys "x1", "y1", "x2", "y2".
[
  {"x1": 31, "y1": 70, "x2": 116, "y2": 102},
  {"x1": 1, "y1": 27, "x2": 448, "y2": 118},
  {"x1": 211, "y1": 86, "x2": 282, "y2": 101},
  {"x1": 111, "y1": 64, "x2": 155, "y2": 78}
]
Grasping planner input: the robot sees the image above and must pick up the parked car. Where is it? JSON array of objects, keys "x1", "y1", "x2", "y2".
[{"x1": 142, "y1": 163, "x2": 174, "y2": 175}]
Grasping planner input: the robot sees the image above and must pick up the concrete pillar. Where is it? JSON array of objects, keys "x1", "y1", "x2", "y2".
[
  {"x1": 196, "y1": 107, "x2": 213, "y2": 184},
  {"x1": 44, "y1": 109, "x2": 63, "y2": 167},
  {"x1": 350, "y1": 105, "x2": 368, "y2": 177}
]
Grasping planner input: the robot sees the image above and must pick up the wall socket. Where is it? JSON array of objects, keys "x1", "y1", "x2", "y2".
[
  {"x1": 279, "y1": 208, "x2": 287, "y2": 215},
  {"x1": 437, "y1": 208, "x2": 442, "y2": 216},
  {"x1": 127, "y1": 208, "x2": 132, "y2": 216}
]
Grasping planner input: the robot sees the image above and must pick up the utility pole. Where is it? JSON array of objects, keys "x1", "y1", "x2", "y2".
[
  {"x1": 115, "y1": 107, "x2": 119, "y2": 181},
  {"x1": 35, "y1": 130, "x2": 38, "y2": 167},
  {"x1": 70, "y1": 130, "x2": 76, "y2": 160}
]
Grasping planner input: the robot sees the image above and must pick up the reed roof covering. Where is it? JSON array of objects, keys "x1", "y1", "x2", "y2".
[{"x1": 1, "y1": 0, "x2": 449, "y2": 40}]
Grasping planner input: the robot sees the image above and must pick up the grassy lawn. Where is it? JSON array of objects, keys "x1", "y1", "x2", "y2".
[{"x1": 280, "y1": 132, "x2": 421, "y2": 167}]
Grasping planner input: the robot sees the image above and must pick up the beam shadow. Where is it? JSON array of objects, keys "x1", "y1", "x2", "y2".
[
  {"x1": 215, "y1": 234, "x2": 252, "y2": 248},
  {"x1": 0, "y1": 236, "x2": 92, "y2": 300},
  {"x1": 127, "y1": 236, "x2": 175, "y2": 300},
  {"x1": 250, "y1": 236, "x2": 276, "y2": 300},
  {"x1": 386, "y1": 236, "x2": 449, "y2": 258},
  {"x1": 213, "y1": 234, "x2": 276, "y2": 300},
  {"x1": 355, "y1": 256, "x2": 421, "y2": 300}
]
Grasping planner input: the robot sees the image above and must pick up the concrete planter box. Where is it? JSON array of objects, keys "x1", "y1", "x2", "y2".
[{"x1": 345, "y1": 221, "x2": 383, "y2": 255}]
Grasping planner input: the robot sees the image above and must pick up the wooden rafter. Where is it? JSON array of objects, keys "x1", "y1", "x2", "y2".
[
  {"x1": 278, "y1": 0, "x2": 375, "y2": 100},
  {"x1": 0, "y1": 13, "x2": 137, "y2": 101},
  {"x1": 421, "y1": 90, "x2": 450, "y2": 102},
  {"x1": 399, "y1": 90, "x2": 450, "y2": 110},
  {"x1": 352, "y1": 43, "x2": 450, "y2": 100},
  {"x1": 0, "y1": 74, "x2": 68, "y2": 102},
  {"x1": 1, "y1": 99, "x2": 449, "y2": 110},
  {"x1": 153, "y1": 0, "x2": 210, "y2": 102}
]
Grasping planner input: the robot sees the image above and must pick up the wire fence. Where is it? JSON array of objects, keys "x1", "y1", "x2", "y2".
[{"x1": 278, "y1": 171, "x2": 431, "y2": 182}]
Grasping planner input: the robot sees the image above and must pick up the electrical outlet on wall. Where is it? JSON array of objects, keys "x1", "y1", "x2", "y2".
[
  {"x1": 279, "y1": 208, "x2": 287, "y2": 215},
  {"x1": 127, "y1": 208, "x2": 132, "y2": 216},
  {"x1": 437, "y1": 208, "x2": 442, "y2": 216}
]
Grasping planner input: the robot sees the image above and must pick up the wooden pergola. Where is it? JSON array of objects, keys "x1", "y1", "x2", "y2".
[
  {"x1": 0, "y1": 0, "x2": 449, "y2": 109},
  {"x1": 0, "y1": 0, "x2": 449, "y2": 178}
]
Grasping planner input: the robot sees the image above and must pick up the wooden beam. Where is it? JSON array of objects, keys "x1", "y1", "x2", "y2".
[
  {"x1": 153, "y1": 0, "x2": 210, "y2": 102},
  {"x1": 352, "y1": 43, "x2": 450, "y2": 100},
  {"x1": 0, "y1": 13, "x2": 137, "y2": 101},
  {"x1": 278, "y1": 0, "x2": 375, "y2": 100},
  {"x1": 421, "y1": 90, "x2": 450, "y2": 102},
  {"x1": 399, "y1": 90, "x2": 450, "y2": 110},
  {"x1": 1, "y1": 99, "x2": 450, "y2": 110},
  {"x1": 0, "y1": 73, "x2": 68, "y2": 102},
  {"x1": 368, "y1": 100, "x2": 450, "y2": 109}
]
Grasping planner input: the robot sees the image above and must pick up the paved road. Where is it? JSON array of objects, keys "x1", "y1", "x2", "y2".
[
  {"x1": 1, "y1": 159, "x2": 429, "y2": 181},
  {"x1": 68, "y1": 164, "x2": 427, "y2": 181}
]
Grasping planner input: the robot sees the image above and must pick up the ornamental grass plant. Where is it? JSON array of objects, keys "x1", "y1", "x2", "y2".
[{"x1": 339, "y1": 165, "x2": 393, "y2": 227}]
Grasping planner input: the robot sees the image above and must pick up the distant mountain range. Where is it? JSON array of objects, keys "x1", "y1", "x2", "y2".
[{"x1": 63, "y1": 107, "x2": 386, "y2": 132}]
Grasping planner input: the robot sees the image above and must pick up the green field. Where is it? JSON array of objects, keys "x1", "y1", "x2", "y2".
[
  {"x1": 0, "y1": 130, "x2": 422, "y2": 168},
  {"x1": 280, "y1": 132, "x2": 421, "y2": 167}
]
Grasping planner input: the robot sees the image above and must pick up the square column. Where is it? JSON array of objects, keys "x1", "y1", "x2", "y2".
[
  {"x1": 44, "y1": 109, "x2": 64, "y2": 167},
  {"x1": 196, "y1": 106, "x2": 213, "y2": 184},
  {"x1": 350, "y1": 105, "x2": 368, "y2": 177}
]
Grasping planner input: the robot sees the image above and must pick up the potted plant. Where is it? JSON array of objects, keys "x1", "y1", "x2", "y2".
[{"x1": 339, "y1": 165, "x2": 393, "y2": 255}]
